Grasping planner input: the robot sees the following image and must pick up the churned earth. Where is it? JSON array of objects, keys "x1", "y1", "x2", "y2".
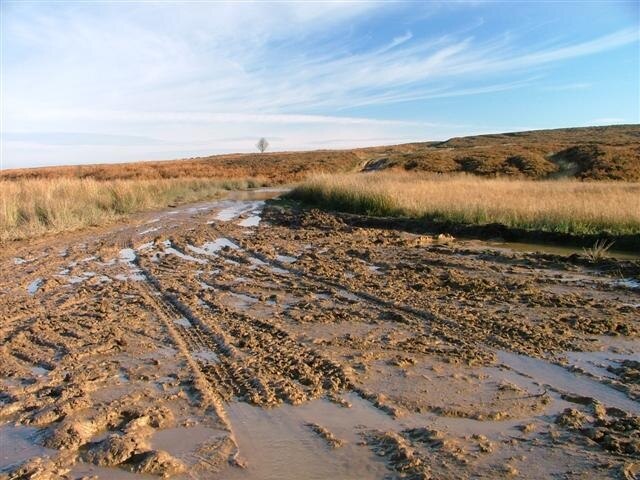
[{"x1": 1, "y1": 189, "x2": 639, "y2": 480}]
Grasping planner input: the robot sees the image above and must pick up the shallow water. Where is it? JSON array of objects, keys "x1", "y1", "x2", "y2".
[
  {"x1": 221, "y1": 399, "x2": 389, "y2": 480},
  {"x1": 201, "y1": 238, "x2": 241, "y2": 254},
  {"x1": 26, "y1": 278, "x2": 43, "y2": 295},
  {"x1": 564, "y1": 350, "x2": 638, "y2": 380},
  {"x1": 165, "y1": 246, "x2": 207, "y2": 264},
  {"x1": 174, "y1": 317, "x2": 192, "y2": 328},
  {"x1": 118, "y1": 248, "x2": 137, "y2": 262},
  {"x1": 151, "y1": 425, "x2": 227, "y2": 457},
  {"x1": 483, "y1": 239, "x2": 640, "y2": 260},
  {"x1": 498, "y1": 351, "x2": 639, "y2": 413},
  {"x1": 0, "y1": 425, "x2": 57, "y2": 471},
  {"x1": 275, "y1": 254, "x2": 297, "y2": 264},
  {"x1": 238, "y1": 215, "x2": 262, "y2": 227},
  {"x1": 216, "y1": 201, "x2": 265, "y2": 222}
]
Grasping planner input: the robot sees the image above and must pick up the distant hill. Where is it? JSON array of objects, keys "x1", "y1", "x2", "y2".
[
  {"x1": 2, "y1": 124, "x2": 639, "y2": 182},
  {"x1": 356, "y1": 125, "x2": 640, "y2": 180}
]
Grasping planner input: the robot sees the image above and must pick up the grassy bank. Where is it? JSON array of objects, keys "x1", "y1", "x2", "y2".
[
  {"x1": 0, "y1": 176, "x2": 268, "y2": 241},
  {"x1": 290, "y1": 173, "x2": 640, "y2": 237}
]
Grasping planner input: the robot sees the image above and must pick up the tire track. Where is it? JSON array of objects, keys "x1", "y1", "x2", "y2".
[
  {"x1": 209, "y1": 237, "x2": 495, "y2": 364},
  {"x1": 130, "y1": 260, "x2": 244, "y2": 468},
  {"x1": 136, "y1": 245, "x2": 354, "y2": 407}
]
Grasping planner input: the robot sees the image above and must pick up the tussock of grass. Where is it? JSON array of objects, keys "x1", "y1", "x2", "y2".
[
  {"x1": 0, "y1": 176, "x2": 268, "y2": 241},
  {"x1": 290, "y1": 172, "x2": 640, "y2": 236}
]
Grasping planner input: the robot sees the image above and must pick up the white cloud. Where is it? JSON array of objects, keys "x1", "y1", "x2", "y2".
[
  {"x1": 1, "y1": 2, "x2": 637, "y2": 168},
  {"x1": 12, "y1": 110, "x2": 434, "y2": 127},
  {"x1": 541, "y1": 82, "x2": 592, "y2": 91}
]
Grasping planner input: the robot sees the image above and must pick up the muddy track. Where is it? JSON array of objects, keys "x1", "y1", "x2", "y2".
[
  {"x1": 1, "y1": 191, "x2": 639, "y2": 480},
  {"x1": 203, "y1": 238, "x2": 496, "y2": 368},
  {"x1": 137, "y1": 245, "x2": 353, "y2": 408},
  {"x1": 130, "y1": 266, "x2": 239, "y2": 448}
]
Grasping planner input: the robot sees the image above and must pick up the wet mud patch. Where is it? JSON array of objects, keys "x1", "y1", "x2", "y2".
[{"x1": 2, "y1": 194, "x2": 639, "y2": 479}]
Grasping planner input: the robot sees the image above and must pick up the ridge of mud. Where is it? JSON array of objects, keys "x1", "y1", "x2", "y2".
[{"x1": 1, "y1": 195, "x2": 639, "y2": 479}]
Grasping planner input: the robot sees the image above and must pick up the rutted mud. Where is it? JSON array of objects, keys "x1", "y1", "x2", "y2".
[{"x1": 1, "y1": 190, "x2": 639, "y2": 479}]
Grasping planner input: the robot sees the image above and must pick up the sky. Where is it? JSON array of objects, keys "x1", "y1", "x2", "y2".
[{"x1": 1, "y1": 1, "x2": 639, "y2": 169}]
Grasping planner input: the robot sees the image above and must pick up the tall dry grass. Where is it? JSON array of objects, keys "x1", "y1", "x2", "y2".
[
  {"x1": 290, "y1": 172, "x2": 640, "y2": 236},
  {"x1": 0, "y1": 176, "x2": 268, "y2": 241}
]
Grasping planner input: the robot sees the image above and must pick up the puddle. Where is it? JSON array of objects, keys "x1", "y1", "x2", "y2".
[
  {"x1": 593, "y1": 335, "x2": 640, "y2": 354},
  {"x1": 276, "y1": 254, "x2": 297, "y2": 264},
  {"x1": 199, "y1": 281, "x2": 216, "y2": 291},
  {"x1": 221, "y1": 390, "x2": 525, "y2": 479},
  {"x1": 215, "y1": 201, "x2": 264, "y2": 222},
  {"x1": 114, "y1": 272, "x2": 146, "y2": 282},
  {"x1": 0, "y1": 424, "x2": 57, "y2": 471},
  {"x1": 27, "y1": 278, "x2": 44, "y2": 295},
  {"x1": 192, "y1": 350, "x2": 220, "y2": 363},
  {"x1": 165, "y1": 247, "x2": 207, "y2": 265},
  {"x1": 223, "y1": 399, "x2": 388, "y2": 480},
  {"x1": 482, "y1": 240, "x2": 640, "y2": 260},
  {"x1": 269, "y1": 267, "x2": 289, "y2": 275},
  {"x1": 224, "y1": 292, "x2": 259, "y2": 310},
  {"x1": 498, "y1": 351, "x2": 639, "y2": 413},
  {"x1": 238, "y1": 215, "x2": 262, "y2": 227},
  {"x1": 186, "y1": 244, "x2": 211, "y2": 256},
  {"x1": 294, "y1": 393, "x2": 397, "y2": 441},
  {"x1": 69, "y1": 462, "x2": 157, "y2": 479},
  {"x1": 612, "y1": 278, "x2": 640, "y2": 290},
  {"x1": 202, "y1": 238, "x2": 241, "y2": 254},
  {"x1": 119, "y1": 248, "x2": 136, "y2": 263},
  {"x1": 31, "y1": 366, "x2": 50, "y2": 377},
  {"x1": 137, "y1": 242, "x2": 154, "y2": 251},
  {"x1": 248, "y1": 257, "x2": 267, "y2": 267},
  {"x1": 151, "y1": 425, "x2": 227, "y2": 457},
  {"x1": 564, "y1": 350, "x2": 640, "y2": 380},
  {"x1": 174, "y1": 317, "x2": 192, "y2": 328},
  {"x1": 13, "y1": 257, "x2": 27, "y2": 265}
]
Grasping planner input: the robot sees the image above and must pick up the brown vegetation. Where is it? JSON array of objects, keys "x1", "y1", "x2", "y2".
[
  {"x1": 360, "y1": 125, "x2": 640, "y2": 180},
  {"x1": 0, "y1": 177, "x2": 267, "y2": 241},
  {"x1": 0, "y1": 150, "x2": 362, "y2": 183},
  {"x1": 291, "y1": 172, "x2": 640, "y2": 236},
  {"x1": 2, "y1": 124, "x2": 638, "y2": 182}
]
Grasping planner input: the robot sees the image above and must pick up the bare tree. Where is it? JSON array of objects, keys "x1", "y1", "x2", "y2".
[{"x1": 256, "y1": 137, "x2": 269, "y2": 153}]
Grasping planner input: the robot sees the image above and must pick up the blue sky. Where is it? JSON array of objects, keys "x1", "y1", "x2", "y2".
[{"x1": 1, "y1": 1, "x2": 638, "y2": 169}]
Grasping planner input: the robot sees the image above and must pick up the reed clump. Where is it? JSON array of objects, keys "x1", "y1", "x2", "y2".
[
  {"x1": 290, "y1": 172, "x2": 640, "y2": 236},
  {"x1": 0, "y1": 176, "x2": 268, "y2": 241}
]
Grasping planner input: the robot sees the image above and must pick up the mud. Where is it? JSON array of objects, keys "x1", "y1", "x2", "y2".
[{"x1": 1, "y1": 191, "x2": 639, "y2": 479}]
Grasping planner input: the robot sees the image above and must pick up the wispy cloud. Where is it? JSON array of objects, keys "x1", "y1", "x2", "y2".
[
  {"x1": 4, "y1": 4, "x2": 636, "y2": 117},
  {"x1": 14, "y1": 110, "x2": 433, "y2": 127},
  {"x1": 1, "y1": 2, "x2": 638, "y2": 168},
  {"x1": 541, "y1": 82, "x2": 592, "y2": 91}
]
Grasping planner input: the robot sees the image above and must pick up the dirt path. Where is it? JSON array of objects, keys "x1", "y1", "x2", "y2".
[{"x1": 1, "y1": 190, "x2": 639, "y2": 479}]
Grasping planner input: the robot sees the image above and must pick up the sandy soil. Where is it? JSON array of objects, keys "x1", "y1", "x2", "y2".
[{"x1": 1, "y1": 189, "x2": 639, "y2": 479}]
